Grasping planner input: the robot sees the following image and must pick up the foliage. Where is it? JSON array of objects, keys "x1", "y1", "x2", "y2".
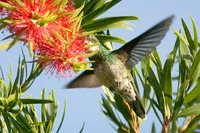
[
  {"x1": 101, "y1": 17, "x2": 200, "y2": 133},
  {"x1": 0, "y1": 0, "x2": 137, "y2": 76},
  {"x1": 0, "y1": 0, "x2": 138, "y2": 132},
  {"x1": 0, "y1": 0, "x2": 200, "y2": 133},
  {"x1": 0, "y1": 56, "x2": 66, "y2": 133}
]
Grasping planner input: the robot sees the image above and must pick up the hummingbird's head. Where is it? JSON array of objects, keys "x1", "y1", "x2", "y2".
[{"x1": 85, "y1": 35, "x2": 100, "y2": 53}]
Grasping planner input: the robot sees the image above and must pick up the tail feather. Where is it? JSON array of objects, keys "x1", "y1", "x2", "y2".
[{"x1": 128, "y1": 96, "x2": 146, "y2": 119}]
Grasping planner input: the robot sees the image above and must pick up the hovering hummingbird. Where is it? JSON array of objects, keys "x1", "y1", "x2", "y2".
[{"x1": 66, "y1": 16, "x2": 174, "y2": 119}]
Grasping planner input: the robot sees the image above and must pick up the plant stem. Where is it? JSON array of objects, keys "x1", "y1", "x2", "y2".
[{"x1": 162, "y1": 119, "x2": 170, "y2": 133}]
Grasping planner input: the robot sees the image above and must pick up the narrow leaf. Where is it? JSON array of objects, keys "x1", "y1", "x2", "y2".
[
  {"x1": 184, "y1": 81, "x2": 200, "y2": 104},
  {"x1": 151, "y1": 123, "x2": 156, "y2": 133},
  {"x1": 151, "y1": 99, "x2": 163, "y2": 125},
  {"x1": 114, "y1": 94, "x2": 132, "y2": 121},
  {"x1": 96, "y1": 35, "x2": 127, "y2": 44},
  {"x1": 191, "y1": 16, "x2": 198, "y2": 52},
  {"x1": 147, "y1": 67, "x2": 164, "y2": 113},
  {"x1": 173, "y1": 80, "x2": 189, "y2": 119},
  {"x1": 83, "y1": 16, "x2": 138, "y2": 32},
  {"x1": 56, "y1": 100, "x2": 66, "y2": 133},
  {"x1": 82, "y1": 0, "x2": 99, "y2": 14},
  {"x1": 41, "y1": 89, "x2": 46, "y2": 122},
  {"x1": 178, "y1": 103, "x2": 200, "y2": 117},
  {"x1": 79, "y1": 123, "x2": 85, "y2": 133},
  {"x1": 20, "y1": 98, "x2": 53, "y2": 104},
  {"x1": 181, "y1": 18, "x2": 194, "y2": 55},
  {"x1": 15, "y1": 114, "x2": 34, "y2": 132},
  {"x1": 162, "y1": 43, "x2": 177, "y2": 110},
  {"x1": 82, "y1": 0, "x2": 121, "y2": 25},
  {"x1": 101, "y1": 96, "x2": 121, "y2": 126},
  {"x1": 2, "y1": 113, "x2": 11, "y2": 133},
  {"x1": 175, "y1": 30, "x2": 191, "y2": 67},
  {"x1": 188, "y1": 50, "x2": 200, "y2": 87}
]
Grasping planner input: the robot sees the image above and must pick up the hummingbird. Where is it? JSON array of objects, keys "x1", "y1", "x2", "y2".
[{"x1": 66, "y1": 16, "x2": 174, "y2": 119}]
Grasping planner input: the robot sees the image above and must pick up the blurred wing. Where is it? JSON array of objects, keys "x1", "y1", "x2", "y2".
[
  {"x1": 66, "y1": 70, "x2": 102, "y2": 88},
  {"x1": 113, "y1": 16, "x2": 174, "y2": 70}
]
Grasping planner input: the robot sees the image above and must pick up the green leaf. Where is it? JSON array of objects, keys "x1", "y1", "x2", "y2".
[
  {"x1": 188, "y1": 50, "x2": 200, "y2": 87},
  {"x1": 96, "y1": 35, "x2": 127, "y2": 44},
  {"x1": 6, "y1": 112, "x2": 28, "y2": 133},
  {"x1": 82, "y1": 0, "x2": 99, "y2": 14},
  {"x1": 90, "y1": 0, "x2": 106, "y2": 13},
  {"x1": 6, "y1": 31, "x2": 24, "y2": 51},
  {"x1": 184, "y1": 81, "x2": 200, "y2": 104},
  {"x1": 178, "y1": 103, "x2": 200, "y2": 117},
  {"x1": 79, "y1": 123, "x2": 85, "y2": 133},
  {"x1": 147, "y1": 66, "x2": 164, "y2": 113},
  {"x1": 7, "y1": 64, "x2": 14, "y2": 97},
  {"x1": 151, "y1": 123, "x2": 156, "y2": 133},
  {"x1": 102, "y1": 86, "x2": 115, "y2": 102},
  {"x1": 56, "y1": 100, "x2": 66, "y2": 133},
  {"x1": 181, "y1": 18, "x2": 194, "y2": 56},
  {"x1": 191, "y1": 16, "x2": 198, "y2": 53},
  {"x1": 84, "y1": 16, "x2": 138, "y2": 26},
  {"x1": 134, "y1": 63, "x2": 151, "y2": 108},
  {"x1": 1, "y1": 34, "x2": 15, "y2": 41},
  {"x1": 178, "y1": 56, "x2": 187, "y2": 85},
  {"x1": 15, "y1": 113, "x2": 35, "y2": 132},
  {"x1": 151, "y1": 51, "x2": 162, "y2": 73},
  {"x1": 19, "y1": 58, "x2": 26, "y2": 85},
  {"x1": 8, "y1": 83, "x2": 20, "y2": 109},
  {"x1": 171, "y1": 120, "x2": 178, "y2": 133},
  {"x1": 114, "y1": 94, "x2": 132, "y2": 121},
  {"x1": 20, "y1": 98, "x2": 53, "y2": 104},
  {"x1": 82, "y1": 0, "x2": 121, "y2": 25},
  {"x1": 173, "y1": 80, "x2": 189, "y2": 119},
  {"x1": 73, "y1": 0, "x2": 85, "y2": 8},
  {"x1": 3, "y1": 112, "x2": 11, "y2": 133},
  {"x1": 175, "y1": 30, "x2": 191, "y2": 68},
  {"x1": 71, "y1": 3, "x2": 84, "y2": 19},
  {"x1": 21, "y1": 63, "x2": 43, "y2": 92},
  {"x1": 12, "y1": 57, "x2": 21, "y2": 94},
  {"x1": 82, "y1": 16, "x2": 138, "y2": 32},
  {"x1": 0, "y1": 65, "x2": 5, "y2": 79},
  {"x1": 162, "y1": 43, "x2": 177, "y2": 110},
  {"x1": 150, "y1": 99, "x2": 163, "y2": 125},
  {"x1": 101, "y1": 96, "x2": 121, "y2": 127},
  {"x1": 41, "y1": 89, "x2": 46, "y2": 122}
]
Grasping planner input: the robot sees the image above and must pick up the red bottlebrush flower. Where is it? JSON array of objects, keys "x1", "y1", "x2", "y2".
[
  {"x1": 0, "y1": 0, "x2": 91, "y2": 77},
  {"x1": 37, "y1": 33, "x2": 88, "y2": 77}
]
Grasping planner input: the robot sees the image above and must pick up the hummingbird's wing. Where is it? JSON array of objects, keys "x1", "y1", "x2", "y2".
[
  {"x1": 113, "y1": 16, "x2": 174, "y2": 70},
  {"x1": 66, "y1": 70, "x2": 102, "y2": 88}
]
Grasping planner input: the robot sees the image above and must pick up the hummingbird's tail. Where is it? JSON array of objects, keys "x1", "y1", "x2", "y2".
[{"x1": 128, "y1": 95, "x2": 146, "y2": 119}]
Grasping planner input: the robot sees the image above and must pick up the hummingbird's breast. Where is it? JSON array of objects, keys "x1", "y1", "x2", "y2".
[{"x1": 94, "y1": 57, "x2": 137, "y2": 102}]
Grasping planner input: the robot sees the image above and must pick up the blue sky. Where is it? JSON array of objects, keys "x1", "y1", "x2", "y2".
[{"x1": 0, "y1": 0, "x2": 200, "y2": 133}]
